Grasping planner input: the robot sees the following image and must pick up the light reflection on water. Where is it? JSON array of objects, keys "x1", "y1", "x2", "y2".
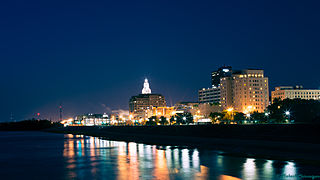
[
  {"x1": 3, "y1": 131, "x2": 320, "y2": 180},
  {"x1": 62, "y1": 134, "x2": 301, "y2": 180}
]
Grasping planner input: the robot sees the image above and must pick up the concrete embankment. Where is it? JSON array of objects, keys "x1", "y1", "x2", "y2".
[{"x1": 48, "y1": 124, "x2": 320, "y2": 162}]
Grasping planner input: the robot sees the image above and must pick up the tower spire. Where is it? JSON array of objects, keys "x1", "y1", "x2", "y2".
[{"x1": 142, "y1": 78, "x2": 151, "y2": 94}]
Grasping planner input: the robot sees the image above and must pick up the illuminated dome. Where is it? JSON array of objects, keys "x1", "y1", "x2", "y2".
[{"x1": 142, "y1": 78, "x2": 151, "y2": 94}]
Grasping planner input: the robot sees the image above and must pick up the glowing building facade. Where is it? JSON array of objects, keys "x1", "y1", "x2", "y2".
[
  {"x1": 220, "y1": 69, "x2": 269, "y2": 113},
  {"x1": 73, "y1": 113, "x2": 109, "y2": 126},
  {"x1": 151, "y1": 106, "x2": 175, "y2": 118},
  {"x1": 271, "y1": 86, "x2": 320, "y2": 103}
]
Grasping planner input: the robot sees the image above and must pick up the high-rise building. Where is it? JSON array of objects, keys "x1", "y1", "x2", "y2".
[
  {"x1": 199, "y1": 66, "x2": 232, "y2": 104},
  {"x1": 220, "y1": 69, "x2": 269, "y2": 113},
  {"x1": 211, "y1": 66, "x2": 232, "y2": 88},
  {"x1": 198, "y1": 86, "x2": 220, "y2": 104},
  {"x1": 129, "y1": 79, "x2": 166, "y2": 119},
  {"x1": 271, "y1": 86, "x2": 320, "y2": 103}
]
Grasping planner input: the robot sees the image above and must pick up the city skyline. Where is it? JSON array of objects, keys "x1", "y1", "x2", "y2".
[
  {"x1": 1, "y1": 0, "x2": 320, "y2": 120},
  {"x1": 5, "y1": 68, "x2": 319, "y2": 121},
  {"x1": 1, "y1": 1, "x2": 320, "y2": 179}
]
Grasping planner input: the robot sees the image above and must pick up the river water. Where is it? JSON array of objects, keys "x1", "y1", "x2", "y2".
[{"x1": 0, "y1": 131, "x2": 319, "y2": 180}]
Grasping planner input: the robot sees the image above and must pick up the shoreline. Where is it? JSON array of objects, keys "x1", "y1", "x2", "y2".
[{"x1": 47, "y1": 125, "x2": 320, "y2": 164}]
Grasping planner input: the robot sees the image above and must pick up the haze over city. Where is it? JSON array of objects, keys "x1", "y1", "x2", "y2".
[{"x1": 1, "y1": 0, "x2": 320, "y2": 120}]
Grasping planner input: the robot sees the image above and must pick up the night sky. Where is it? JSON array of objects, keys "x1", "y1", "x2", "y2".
[{"x1": 1, "y1": 0, "x2": 320, "y2": 121}]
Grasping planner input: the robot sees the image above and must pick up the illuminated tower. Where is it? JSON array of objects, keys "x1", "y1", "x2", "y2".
[
  {"x1": 142, "y1": 78, "x2": 152, "y2": 94},
  {"x1": 130, "y1": 78, "x2": 166, "y2": 119}
]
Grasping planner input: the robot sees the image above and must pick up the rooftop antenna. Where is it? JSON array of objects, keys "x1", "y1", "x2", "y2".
[
  {"x1": 59, "y1": 103, "x2": 63, "y2": 121},
  {"x1": 36, "y1": 113, "x2": 41, "y2": 120},
  {"x1": 10, "y1": 112, "x2": 14, "y2": 122}
]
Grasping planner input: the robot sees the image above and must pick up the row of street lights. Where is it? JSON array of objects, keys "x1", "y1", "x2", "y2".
[{"x1": 227, "y1": 107, "x2": 291, "y2": 123}]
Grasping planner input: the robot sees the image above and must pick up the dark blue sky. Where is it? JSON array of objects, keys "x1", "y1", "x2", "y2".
[{"x1": 1, "y1": 0, "x2": 320, "y2": 121}]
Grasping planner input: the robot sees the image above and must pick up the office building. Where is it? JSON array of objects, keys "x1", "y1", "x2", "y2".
[
  {"x1": 220, "y1": 69, "x2": 269, "y2": 113},
  {"x1": 199, "y1": 66, "x2": 232, "y2": 104},
  {"x1": 198, "y1": 86, "x2": 220, "y2": 104},
  {"x1": 271, "y1": 86, "x2": 320, "y2": 102},
  {"x1": 211, "y1": 66, "x2": 232, "y2": 87}
]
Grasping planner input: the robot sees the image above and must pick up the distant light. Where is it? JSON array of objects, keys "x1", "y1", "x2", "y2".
[
  {"x1": 227, "y1": 107, "x2": 234, "y2": 112},
  {"x1": 183, "y1": 117, "x2": 186, "y2": 120},
  {"x1": 222, "y1": 69, "x2": 229, "y2": 72},
  {"x1": 285, "y1": 111, "x2": 290, "y2": 116},
  {"x1": 246, "y1": 114, "x2": 251, "y2": 118}
]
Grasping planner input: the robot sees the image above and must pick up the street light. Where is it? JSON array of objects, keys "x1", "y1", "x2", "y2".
[
  {"x1": 265, "y1": 112, "x2": 270, "y2": 123},
  {"x1": 285, "y1": 111, "x2": 290, "y2": 116},
  {"x1": 227, "y1": 107, "x2": 234, "y2": 122},
  {"x1": 246, "y1": 113, "x2": 251, "y2": 123},
  {"x1": 227, "y1": 107, "x2": 234, "y2": 112},
  {"x1": 285, "y1": 111, "x2": 290, "y2": 123},
  {"x1": 183, "y1": 116, "x2": 187, "y2": 124}
]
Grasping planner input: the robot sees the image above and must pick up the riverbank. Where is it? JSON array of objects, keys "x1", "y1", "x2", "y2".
[
  {"x1": 0, "y1": 120, "x2": 59, "y2": 131},
  {"x1": 47, "y1": 124, "x2": 320, "y2": 163}
]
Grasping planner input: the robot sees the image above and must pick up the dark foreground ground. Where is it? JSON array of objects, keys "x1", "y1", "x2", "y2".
[{"x1": 48, "y1": 124, "x2": 320, "y2": 163}]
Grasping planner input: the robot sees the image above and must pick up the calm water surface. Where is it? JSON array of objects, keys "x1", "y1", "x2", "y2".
[{"x1": 0, "y1": 131, "x2": 319, "y2": 180}]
